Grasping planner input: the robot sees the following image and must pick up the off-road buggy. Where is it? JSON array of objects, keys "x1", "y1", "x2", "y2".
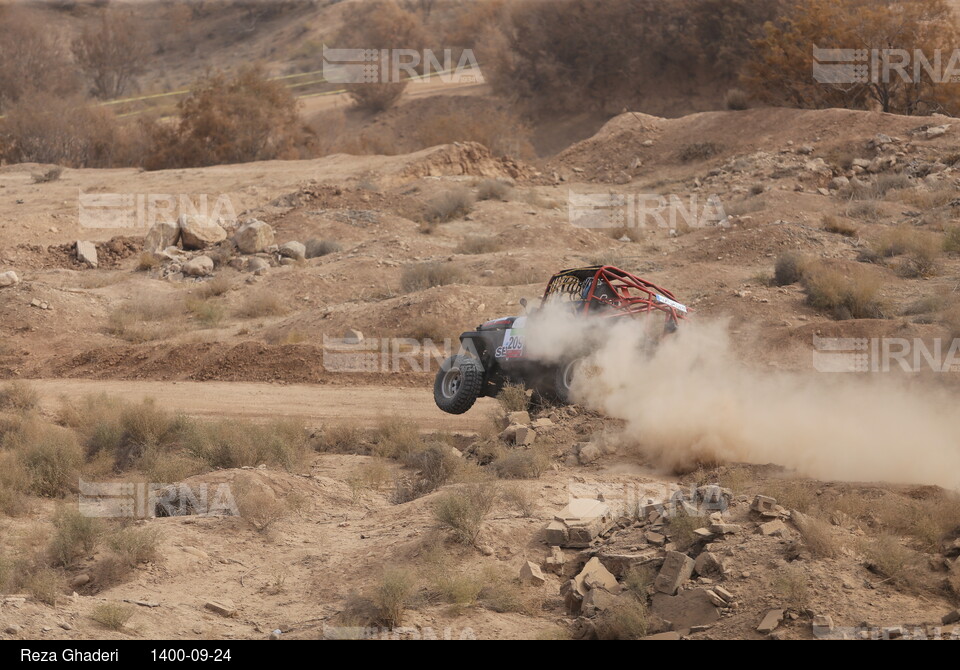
[{"x1": 434, "y1": 265, "x2": 688, "y2": 414}]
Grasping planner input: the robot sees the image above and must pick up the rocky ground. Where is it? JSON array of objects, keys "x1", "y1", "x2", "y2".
[{"x1": 3, "y1": 105, "x2": 960, "y2": 639}]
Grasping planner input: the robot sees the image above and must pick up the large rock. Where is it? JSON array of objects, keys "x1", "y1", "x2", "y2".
[
  {"x1": 546, "y1": 499, "x2": 615, "y2": 548},
  {"x1": 234, "y1": 219, "x2": 275, "y2": 254},
  {"x1": 183, "y1": 256, "x2": 214, "y2": 277},
  {"x1": 654, "y1": 551, "x2": 695, "y2": 595},
  {"x1": 650, "y1": 589, "x2": 721, "y2": 634},
  {"x1": 179, "y1": 214, "x2": 227, "y2": 250},
  {"x1": 519, "y1": 560, "x2": 545, "y2": 586},
  {"x1": 278, "y1": 241, "x2": 306, "y2": 261},
  {"x1": 76, "y1": 241, "x2": 98, "y2": 268},
  {"x1": 0, "y1": 271, "x2": 19, "y2": 288},
  {"x1": 144, "y1": 220, "x2": 181, "y2": 252},
  {"x1": 693, "y1": 551, "x2": 726, "y2": 578}
]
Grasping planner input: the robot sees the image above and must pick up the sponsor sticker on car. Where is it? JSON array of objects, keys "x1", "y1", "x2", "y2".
[
  {"x1": 655, "y1": 294, "x2": 688, "y2": 313},
  {"x1": 495, "y1": 316, "x2": 527, "y2": 359}
]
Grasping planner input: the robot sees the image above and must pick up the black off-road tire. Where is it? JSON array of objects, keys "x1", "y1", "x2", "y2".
[
  {"x1": 552, "y1": 357, "x2": 584, "y2": 405},
  {"x1": 434, "y1": 355, "x2": 484, "y2": 414}
]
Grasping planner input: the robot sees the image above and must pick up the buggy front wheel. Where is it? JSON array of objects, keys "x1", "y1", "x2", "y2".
[{"x1": 434, "y1": 355, "x2": 484, "y2": 414}]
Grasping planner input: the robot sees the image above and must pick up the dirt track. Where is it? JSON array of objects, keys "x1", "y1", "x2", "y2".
[{"x1": 28, "y1": 379, "x2": 496, "y2": 431}]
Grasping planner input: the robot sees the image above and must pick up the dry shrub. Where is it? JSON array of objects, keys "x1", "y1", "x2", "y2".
[
  {"x1": 456, "y1": 235, "x2": 501, "y2": 255},
  {"x1": 350, "y1": 82, "x2": 409, "y2": 113},
  {"x1": 678, "y1": 142, "x2": 722, "y2": 162},
  {"x1": 478, "y1": 566, "x2": 535, "y2": 614},
  {"x1": 476, "y1": 178, "x2": 514, "y2": 201},
  {"x1": 502, "y1": 483, "x2": 537, "y2": 517},
  {"x1": 422, "y1": 186, "x2": 474, "y2": 224},
  {"x1": 763, "y1": 479, "x2": 818, "y2": 513},
  {"x1": 186, "y1": 418, "x2": 310, "y2": 472},
  {"x1": 0, "y1": 451, "x2": 30, "y2": 516},
  {"x1": 0, "y1": 381, "x2": 40, "y2": 412},
  {"x1": 595, "y1": 597, "x2": 649, "y2": 640},
  {"x1": 774, "y1": 251, "x2": 806, "y2": 286},
  {"x1": 49, "y1": 506, "x2": 103, "y2": 567},
  {"x1": 862, "y1": 534, "x2": 922, "y2": 588},
  {"x1": 185, "y1": 297, "x2": 226, "y2": 328},
  {"x1": 0, "y1": 92, "x2": 120, "y2": 167},
  {"x1": 793, "y1": 512, "x2": 840, "y2": 558},
  {"x1": 0, "y1": 10, "x2": 80, "y2": 112},
  {"x1": 106, "y1": 297, "x2": 182, "y2": 342},
  {"x1": 874, "y1": 227, "x2": 941, "y2": 277},
  {"x1": 144, "y1": 66, "x2": 309, "y2": 170},
  {"x1": 373, "y1": 567, "x2": 417, "y2": 627},
  {"x1": 822, "y1": 214, "x2": 858, "y2": 237},
  {"x1": 875, "y1": 173, "x2": 913, "y2": 196},
  {"x1": 236, "y1": 485, "x2": 289, "y2": 532},
  {"x1": 32, "y1": 166, "x2": 63, "y2": 183},
  {"x1": 496, "y1": 383, "x2": 528, "y2": 412},
  {"x1": 899, "y1": 187, "x2": 955, "y2": 209},
  {"x1": 802, "y1": 262, "x2": 883, "y2": 319},
  {"x1": 72, "y1": 10, "x2": 150, "y2": 100},
  {"x1": 305, "y1": 238, "x2": 342, "y2": 258},
  {"x1": 234, "y1": 290, "x2": 287, "y2": 318},
  {"x1": 400, "y1": 261, "x2": 464, "y2": 293},
  {"x1": 623, "y1": 564, "x2": 653, "y2": 597},
  {"x1": 194, "y1": 275, "x2": 232, "y2": 299},
  {"x1": 2, "y1": 416, "x2": 83, "y2": 497},
  {"x1": 395, "y1": 444, "x2": 461, "y2": 502},
  {"x1": 943, "y1": 226, "x2": 960, "y2": 253},
  {"x1": 724, "y1": 87, "x2": 749, "y2": 110},
  {"x1": 108, "y1": 526, "x2": 161, "y2": 566},
  {"x1": 491, "y1": 447, "x2": 550, "y2": 480},
  {"x1": 91, "y1": 602, "x2": 134, "y2": 631},
  {"x1": 434, "y1": 482, "x2": 499, "y2": 546},
  {"x1": 774, "y1": 564, "x2": 810, "y2": 609},
  {"x1": 664, "y1": 509, "x2": 708, "y2": 550},
  {"x1": 845, "y1": 199, "x2": 881, "y2": 221},
  {"x1": 315, "y1": 422, "x2": 365, "y2": 454},
  {"x1": 23, "y1": 566, "x2": 63, "y2": 606},
  {"x1": 371, "y1": 417, "x2": 423, "y2": 460}
]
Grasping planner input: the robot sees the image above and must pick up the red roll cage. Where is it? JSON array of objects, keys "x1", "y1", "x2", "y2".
[{"x1": 540, "y1": 265, "x2": 688, "y2": 323}]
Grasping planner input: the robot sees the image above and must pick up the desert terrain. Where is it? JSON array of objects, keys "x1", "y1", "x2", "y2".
[{"x1": 3, "y1": 0, "x2": 960, "y2": 643}]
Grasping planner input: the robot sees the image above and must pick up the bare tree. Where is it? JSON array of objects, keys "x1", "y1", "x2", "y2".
[
  {"x1": 0, "y1": 9, "x2": 79, "y2": 112},
  {"x1": 72, "y1": 11, "x2": 152, "y2": 100}
]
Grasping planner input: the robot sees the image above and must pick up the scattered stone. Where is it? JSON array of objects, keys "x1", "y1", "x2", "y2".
[
  {"x1": 70, "y1": 574, "x2": 91, "y2": 588},
  {"x1": 58, "y1": 622, "x2": 72, "y2": 630},
  {"x1": 513, "y1": 425, "x2": 536, "y2": 446},
  {"x1": 813, "y1": 614, "x2": 834, "y2": 636},
  {"x1": 532, "y1": 417, "x2": 553, "y2": 429},
  {"x1": 757, "y1": 609, "x2": 784, "y2": 634},
  {"x1": 204, "y1": 601, "x2": 237, "y2": 618},
  {"x1": 650, "y1": 589, "x2": 721, "y2": 633},
  {"x1": 709, "y1": 523, "x2": 741, "y2": 535},
  {"x1": 943, "y1": 609, "x2": 960, "y2": 625},
  {"x1": 580, "y1": 587, "x2": 620, "y2": 617},
  {"x1": 247, "y1": 257, "x2": 270, "y2": 275},
  {"x1": 759, "y1": 519, "x2": 790, "y2": 537},
  {"x1": 144, "y1": 220, "x2": 181, "y2": 252},
  {"x1": 4, "y1": 625, "x2": 20, "y2": 635},
  {"x1": 642, "y1": 631, "x2": 681, "y2": 640},
  {"x1": 595, "y1": 548, "x2": 662, "y2": 578},
  {"x1": 646, "y1": 531, "x2": 666, "y2": 546},
  {"x1": 751, "y1": 494, "x2": 781, "y2": 517},
  {"x1": 506, "y1": 410, "x2": 530, "y2": 426},
  {"x1": 269, "y1": 630, "x2": 282, "y2": 640},
  {"x1": 544, "y1": 546, "x2": 565, "y2": 575},
  {"x1": 0, "y1": 271, "x2": 19, "y2": 288},
  {"x1": 694, "y1": 551, "x2": 726, "y2": 579},
  {"x1": 655, "y1": 551, "x2": 695, "y2": 595},
  {"x1": 927, "y1": 124, "x2": 950, "y2": 139},
  {"x1": 179, "y1": 214, "x2": 227, "y2": 250},
  {"x1": 703, "y1": 589, "x2": 727, "y2": 607},
  {"x1": 712, "y1": 586, "x2": 735, "y2": 603},
  {"x1": 577, "y1": 442, "x2": 602, "y2": 465},
  {"x1": 547, "y1": 499, "x2": 616, "y2": 547},
  {"x1": 76, "y1": 240, "x2": 98, "y2": 268},
  {"x1": 234, "y1": 219, "x2": 275, "y2": 254},
  {"x1": 573, "y1": 557, "x2": 620, "y2": 596},
  {"x1": 183, "y1": 256, "x2": 214, "y2": 277},
  {"x1": 519, "y1": 560, "x2": 546, "y2": 586},
  {"x1": 279, "y1": 241, "x2": 306, "y2": 261}
]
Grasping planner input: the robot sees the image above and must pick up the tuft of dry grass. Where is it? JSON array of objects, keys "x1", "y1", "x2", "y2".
[
  {"x1": 822, "y1": 214, "x2": 858, "y2": 237},
  {"x1": 371, "y1": 417, "x2": 423, "y2": 460},
  {"x1": 108, "y1": 526, "x2": 161, "y2": 566},
  {"x1": 0, "y1": 381, "x2": 40, "y2": 413},
  {"x1": 495, "y1": 383, "x2": 528, "y2": 412},
  {"x1": 373, "y1": 568, "x2": 416, "y2": 627},
  {"x1": 664, "y1": 509, "x2": 708, "y2": 550},
  {"x1": 49, "y1": 506, "x2": 103, "y2": 567},
  {"x1": 861, "y1": 534, "x2": 921, "y2": 588},
  {"x1": 774, "y1": 252, "x2": 806, "y2": 286},
  {"x1": 502, "y1": 483, "x2": 538, "y2": 517},
  {"x1": 315, "y1": 422, "x2": 365, "y2": 454},
  {"x1": 476, "y1": 178, "x2": 513, "y2": 202},
  {"x1": 724, "y1": 87, "x2": 749, "y2": 110},
  {"x1": 491, "y1": 447, "x2": 550, "y2": 479},
  {"x1": 3, "y1": 415, "x2": 83, "y2": 497},
  {"x1": 434, "y1": 482, "x2": 499, "y2": 546},
  {"x1": 400, "y1": 262, "x2": 464, "y2": 293},
  {"x1": 423, "y1": 186, "x2": 474, "y2": 224},
  {"x1": 774, "y1": 564, "x2": 811, "y2": 609},
  {"x1": 234, "y1": 290, "x2": 287, "y2": 319},
  {"x1": 91, "y1": 603, "x2": 135, "y2": 631},
  {"x1": 793, "y1": 511, "x2": 841, "y2": 558},
  {"x1": 595, "y1": 597, "x2": 649, "y2": 640},
  {"x1": 456, "y1": 235, "x2": 501, "y2": 255},
  {"x1": 802, "y1": 262, "x2": 883, "y2": 319}
]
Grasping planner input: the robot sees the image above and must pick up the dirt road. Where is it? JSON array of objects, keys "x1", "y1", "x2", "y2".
[{"x1": 28, "y1": 379, "x2": 496, "y2": 431}]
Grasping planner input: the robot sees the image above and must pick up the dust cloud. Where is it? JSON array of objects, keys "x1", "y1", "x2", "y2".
[{"x1": 524, "y1": 306, "x2": 960, "y2": 490}]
